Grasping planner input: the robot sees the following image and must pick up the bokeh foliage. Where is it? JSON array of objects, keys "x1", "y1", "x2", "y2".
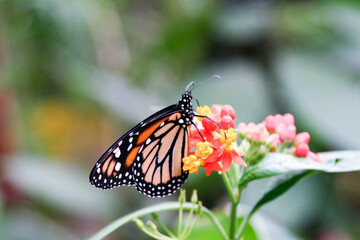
[{"x1": 0, "y1": 0, "x2": 359, "y2": 239}]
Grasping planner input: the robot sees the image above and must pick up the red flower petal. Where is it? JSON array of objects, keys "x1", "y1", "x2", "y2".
[
  {"x1": 189, "y1": 128, "x2": 214, "y2": 148},
  {"x1": 202, "y1": 115, "x2": 218, "y2": 132},
  {"x1": 205, "y1": 148, "x2": 223, "y2": 163},
  {"x1": 231, "y1": 150, "x2": 247, "y2": 167},
  {"x1": 211, "y1": 138, "x2": 223, "y2": 148},
  {"x1": 221, "y1": 151, "x2": 232, "y2": 173},
  {"x1": 204, "y1": 162, "x2": 222, "y2": 176}
]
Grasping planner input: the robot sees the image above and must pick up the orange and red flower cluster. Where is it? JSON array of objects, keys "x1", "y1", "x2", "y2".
[
  {"x1": 182, "y1": 106, "x2": 322, "y2": 176},
  {"x1": 182, "y1": 105, "x2": 246, "y2": 176}
]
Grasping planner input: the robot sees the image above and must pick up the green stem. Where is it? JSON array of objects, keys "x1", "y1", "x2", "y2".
[
  {"x1": 235, "y1": 213, "x2": 251, "y2": 240},
  {"x1": 152, "y1": 213, "x2": 176, "y2": 238},
  {"x1": 178, "y1": 202, "x2": 183, "y2": 238},
  {"x1": 87, "y1": 202, "x2": 228, "y2": 240},
  {"x1": 181, "y1": 206, "x2": 195, "y2": 239},
  {"x1": 140, "y1": 224, "x2": 173, "y2": 240},
  {"x1": 182, "y1": 210, "x2": 201, "y2": 239},
  {"x1": 228, "y1": 201, "x2": 237, "y2": 240},
  {"x1": 229, "y1": 186, "x2": 244, "y2": 240},
  {"x1": 222, "y1": 172, "x2": 236, "y2": 204}
]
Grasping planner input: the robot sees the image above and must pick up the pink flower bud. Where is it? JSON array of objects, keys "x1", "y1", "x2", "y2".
[
  {"x1": 221, "y1": 105, "x2": 236, "y2": 120},
  {"x1": 252, "y1": 130, "x2": 262, "y2": 141},
  {"x1": 307, "y1": 151, "x2": 323, "y2": 162},
  {"x1": 267, "y1": 134, "x2": 280, "y2": 147},
  {"x1": 237, "y1": 122, "x2": 247, "y2": 135},
  {"x1": 276, "y1": 123, "x2": 296, "y2": 141},
  {"x1": 295, "y1": 132, "x2": 310, "y2": 145},
  {"x1": 251, "y1": 123, "x2": 269, "y2": 142},
  {"x1": 306, "y1": 151, "x2": 316, "y2": 161},
  {"x1": 283, "y1": 125, "x2": 296, "y2": 141},
  {"x1": 211, "y1": 104, "x2": 222, "y2": 120},
  {"x1": 274, "y1": 114, "x2": 283, "y2": 124},
  {"x1": 220, "y1": 115, "x2": 235, "y2": 130},
  {"x1": 247, "y1": 122, "x2": 256, "y2": 130},
  {"x1": 293, "y1": 143, "x2": 310, "y2": 157},
  {"x1": 265, "y1": 115, "x2": 276, "y2": 132},
  {"x1": 257, "y1": 123, "x2": 266, "y2": 132},
  {"x1": 275, "y1": 122, "x2": 286, "y2": 136},
  {"x1": 283, "y1": 113, "x2": 295, "y2": 126},
  {"x1": 202, "y1": 115, "x2": 217, "y2": 132}
]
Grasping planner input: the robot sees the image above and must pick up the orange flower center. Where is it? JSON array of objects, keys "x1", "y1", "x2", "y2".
[
  {"x1": 196, "y1": 105, "x2": 212, "y2": 121},
  {"x1": 220, "y1": 128, "x2": 237, "y2": 151},
  {"x1": 195, "y1": 141, "x2": 213, "y2": 159},
  {"x1": 182, "y1": 155, "x2": 201, "y2": 173}
]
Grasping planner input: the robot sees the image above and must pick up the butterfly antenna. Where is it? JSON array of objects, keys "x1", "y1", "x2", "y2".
[
  {"x1": 193, "y1": 98, "x2": 200, "y2": 107},
  {"x1": 185, "y1": 81, "x2": 196, "y2": 92},
  {"x1": 192, "y1": 121, "x2": 207, "y2": 142},
  {"x1": 194, "y1": 114, "x2": 225, "y2": 132},
  {"x1": 191, "y1": 119, "x2": 220, "y2": 150},
  {"x1": 189, "y1": 75, "x2": 221, "y2": 92}
]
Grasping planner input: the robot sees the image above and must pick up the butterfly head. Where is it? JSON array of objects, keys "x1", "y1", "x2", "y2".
[{"x1": 177, "y1": 91, "x2": 194, "y2": 125}]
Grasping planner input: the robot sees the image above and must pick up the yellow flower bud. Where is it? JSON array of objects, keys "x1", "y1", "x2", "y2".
[
  {"x1": 195, "y1": 141, "x2": 213, "y2": 159},
  {"x1": 220, "y1": 128, "x2": 237, "y2": 151}
]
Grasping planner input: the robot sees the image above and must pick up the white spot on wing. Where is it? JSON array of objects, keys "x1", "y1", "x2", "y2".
[
  {"x1": 115, "y1": 162, "x2": 121, "y2": 171},
  {"x1": 115, "y1": 149, "x2": 121, "y2": 158},
  {"x1": 127, "y1": 144, "x2": 132, "y2": 152}
]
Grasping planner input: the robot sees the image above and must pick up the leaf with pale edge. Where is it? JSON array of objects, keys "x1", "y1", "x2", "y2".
[{"x1": 239, "y1": 151, "x2": 360, "y2": 188}]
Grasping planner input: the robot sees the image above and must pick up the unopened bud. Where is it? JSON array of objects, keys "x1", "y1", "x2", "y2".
[
  {"x1": 197, "y1": 201, "x2": 203, "y2": 214},
  {"x1": 147, "y1": 220, "x2": 158, "y2": 232},
  {"x1": 191, "y1": 190, "x2": 198, "y2": 203},
  {"x1": 179, "y1": 189, "x2": 186, "y2": 204},
  {"x1": 133, "y1": 218, "x2": 144, "y2": 228}
]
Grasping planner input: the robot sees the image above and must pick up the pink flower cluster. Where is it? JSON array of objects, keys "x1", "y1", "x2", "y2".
[{"x1": 238, "y1": 113, "x2": 322, "y2": 162}]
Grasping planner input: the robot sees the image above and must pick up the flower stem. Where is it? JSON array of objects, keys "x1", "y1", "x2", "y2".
[
  {"x1": 87, "y1": 202, "x2": 228, "y2": 240},
  {"x1": 229, "y1": 201, "x2": 237, "y2": 240},
  {"x1": 181, "y1": 206, "x2": 195, "y2": 238},
  {"x1": 178, "y1": 202, "x2": 183, "y2": 238},
  {"x1": 182, "y1": 209, "x2": 201, "y2": 240},
  {"x1": 222, "y1": 172, "x2": 236, "y2": 204},
  {"x1": 151, "y1": 213, "x2": 176, "y2": 238},
  {"x1": 235, "y1": 213, "x2": 251, "y2": 240}
]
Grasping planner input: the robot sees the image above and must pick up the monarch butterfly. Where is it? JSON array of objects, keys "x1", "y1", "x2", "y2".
[{"x1": 89, "y1": 76, "x2": 220, "y2": 197}]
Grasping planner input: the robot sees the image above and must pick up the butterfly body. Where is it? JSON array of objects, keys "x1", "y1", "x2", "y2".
[{"x1": 89, "y1": 91, "x2": 194, "y2": 197}]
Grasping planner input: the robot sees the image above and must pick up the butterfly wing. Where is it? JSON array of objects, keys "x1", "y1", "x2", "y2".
[
  {"x1": 89, "y1": 105, "x2": 181, "y2": 190},
  {"x1": 133, "y1": 112, "x2": 190, "y2": 197}
]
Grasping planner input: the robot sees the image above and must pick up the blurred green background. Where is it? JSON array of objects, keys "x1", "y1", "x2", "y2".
[{"x1": 0, "y1": 0, "x2": 360, "y2": 239}]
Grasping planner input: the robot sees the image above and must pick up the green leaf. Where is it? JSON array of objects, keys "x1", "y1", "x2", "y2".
[
  {"x1": 236, "y1": 171, "x2": 314, "y2": 239},
  {"x1": 249, "y1": 171, "x2": 314, "y2": 217},
  {"x1": 239, "y1": 151, "x2": 360, "y2": 187}
]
